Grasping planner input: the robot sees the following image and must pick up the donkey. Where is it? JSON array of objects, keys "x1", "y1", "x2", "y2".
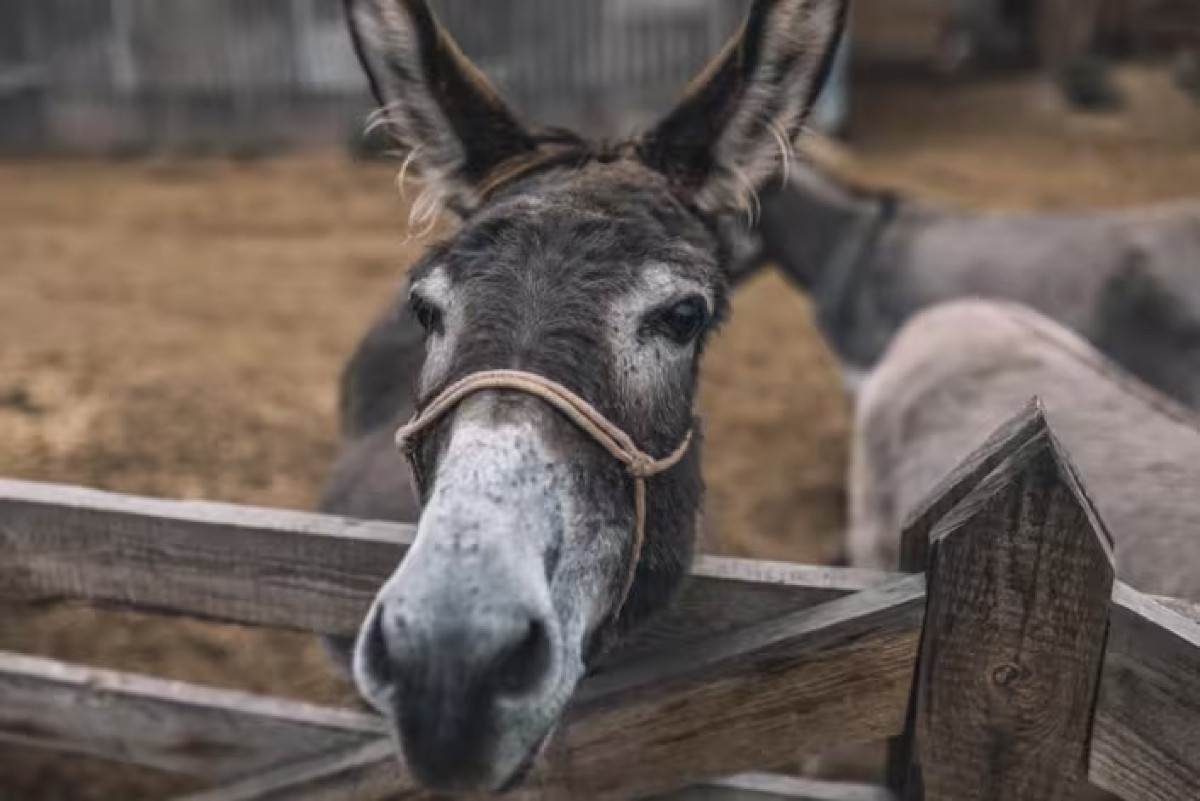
[
  {"x1": 321, "y1": 0, "x2": 845, "y2": 792},
  {"x1": 940, "y1": 0, "x2": 1121, "y2": 110},
  {"x1": 848, "y1": 299, "x2": 1200, "y2": 604},
  {"x1": 737, "y1": 158, "x2": 1200, "y2": 405}
]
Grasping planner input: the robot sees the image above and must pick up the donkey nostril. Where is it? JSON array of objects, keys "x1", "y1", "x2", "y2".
[
  {"x1": 493, "y1": 620, "x2": 551, "y2": 697},
  {"x1": 362, "y1": 609, "x2": 409, "y2": 692},
  {"x1": 362, "y1": 609, "x2": 396, "y2": 685}
]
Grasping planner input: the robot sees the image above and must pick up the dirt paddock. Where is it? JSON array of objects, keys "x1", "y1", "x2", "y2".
[{"x1": 2, "y1": 70, "x2": 1199, "y2": 798}]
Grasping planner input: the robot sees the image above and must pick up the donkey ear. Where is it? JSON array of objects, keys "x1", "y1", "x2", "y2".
[
  {"x1": 345, "y1": 0, "x2": 538, "y2": 215},
  {"x1": 639, "y1": 0, "x2": 847, "y2": 215}
]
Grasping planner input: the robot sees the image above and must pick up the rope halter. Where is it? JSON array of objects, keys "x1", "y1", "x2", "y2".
[{"x1": 395, "y1": 369, "x2": 694, "y2": 612}]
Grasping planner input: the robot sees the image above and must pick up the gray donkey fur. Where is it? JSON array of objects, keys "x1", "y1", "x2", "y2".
[
  {"x1": 322, "y1": 0, "x2": 846, "y2": 793},
  {"x1": 849, "y1": 299, "x2": 1200, "y2": 604},
  {"x1": 742, "y1": 160, "x2": 1200, "y2": 406}
]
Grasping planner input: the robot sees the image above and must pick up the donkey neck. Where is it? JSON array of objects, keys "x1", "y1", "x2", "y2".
[{"x1": 757, "y1": 167, "x2": 883, "y2": 292}]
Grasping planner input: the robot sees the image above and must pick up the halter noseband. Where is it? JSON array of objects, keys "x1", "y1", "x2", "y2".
[{"x1": 395, "y1": 369, "x2": 694, "y2": 613}]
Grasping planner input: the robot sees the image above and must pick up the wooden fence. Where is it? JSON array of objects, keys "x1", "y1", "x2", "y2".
[{"x1": 1, "y1": 401, "x2": 1198, "y2": 799}]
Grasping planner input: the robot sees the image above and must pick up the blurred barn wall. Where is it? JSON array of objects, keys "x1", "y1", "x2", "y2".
[{"x1": 0, "y1": 0, "x2": 748, "y2": 154}]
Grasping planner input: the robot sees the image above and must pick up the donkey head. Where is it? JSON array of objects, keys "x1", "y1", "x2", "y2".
[{"x1": 346, "y1": 0, "x2": 845, "y2": 791}]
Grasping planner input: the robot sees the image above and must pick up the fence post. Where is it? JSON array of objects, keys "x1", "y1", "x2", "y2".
[
  {"x1": 897, "y1": 399, "x2": 1048, "y2": 575},
  {"x1": 890, "y1": 404, "x2": 1115, "y2": 800}
]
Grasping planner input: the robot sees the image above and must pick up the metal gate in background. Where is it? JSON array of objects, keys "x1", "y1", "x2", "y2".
[{"x1": 0, "y1": 0, "x2": 744, "y2": 153}]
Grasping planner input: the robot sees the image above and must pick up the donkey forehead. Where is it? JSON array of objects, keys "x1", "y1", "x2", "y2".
[{"x1": 415, "y1": 166, "x2": 724, "y2": 290}]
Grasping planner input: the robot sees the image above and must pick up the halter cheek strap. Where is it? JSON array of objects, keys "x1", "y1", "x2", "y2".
[{"x1": 395, "y1": 369, "x2": 694, "y2": 613}]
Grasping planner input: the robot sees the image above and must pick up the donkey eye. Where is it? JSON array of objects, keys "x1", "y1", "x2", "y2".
[
  {"x1": 408, "y1": 292, "x2": 444, "y2": 336},
  {"x1": 646, "y1": 295, "x2": 709, "y2": 345}
]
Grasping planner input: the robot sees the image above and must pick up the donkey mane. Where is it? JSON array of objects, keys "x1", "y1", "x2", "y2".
[
  {"x1": 377, "y1": 120, "x2": 653, "y2": 232},
  {"x1": 382, "y1": 117, "x2": 806, "y2": 233}
]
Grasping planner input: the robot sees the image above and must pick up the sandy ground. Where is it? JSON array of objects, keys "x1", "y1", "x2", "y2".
[{"x1": 1, "y1": 69, "x2": 1199, "y2": 798}]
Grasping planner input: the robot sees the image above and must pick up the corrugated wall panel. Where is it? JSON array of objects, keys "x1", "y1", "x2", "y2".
[{"x1": 0, "y1": 0, "x2": 743, "y2": 153}]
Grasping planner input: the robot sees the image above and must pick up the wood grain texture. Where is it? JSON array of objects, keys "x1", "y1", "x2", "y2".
[
  {"x1": 660, "y1": 773, "x2": 896, "y2": 800},
  {"x1": 899, "y1": 424, "x2": 1115, "y2": 801},
  {"x1": 555, "y1": 576, "x2": 923, "y2": 801},
  {"x1": 897, "y1": 399, "x2": 1046, "y2": 574},
  {"x1": 178, "y1": 741, "x2": 408, "y2": 801},
  {"x1": 183, "y1": 576, "x2": 926, "y2": 801},
  {"x1": 158, "y1": 579, "x2": 1200, "y2": 801},
  {"x1": 607, "y1": 557, "x2": 901, "y2": 668},
  {"x1": 194, "y1": 767, "x2": 899, "y2": 801},
  {"x1": 0, "y1": 477, "x2": 413, "y2": 635},
  {"x1": 0, "y1": 650, "x2": 384, "y2": 781},
  {"x1": 1147, "y1": 594, "x2": 1200, "y2": 626},
  {"x1": 888, "y1": 400, "x2": 1048, "y2": 790},
  {"x1": 1090, "y1": 582, "x2": 1200, "y2": 800},
  {"x1": 0, "y1": 478, "x2": 900, "y2": 656}
]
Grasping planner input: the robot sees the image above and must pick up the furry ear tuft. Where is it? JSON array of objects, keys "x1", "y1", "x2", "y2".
[
  {"x1": 345, "y1": 0, "x2": 538, "y2": 217},
  {"x1": 639, "y1": 0, "x2": 848, "y2": 216}
]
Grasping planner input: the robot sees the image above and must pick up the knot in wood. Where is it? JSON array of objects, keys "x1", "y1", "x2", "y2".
[{"x1": 991, "y1": 662, "x2": 1022, "y2": 687}]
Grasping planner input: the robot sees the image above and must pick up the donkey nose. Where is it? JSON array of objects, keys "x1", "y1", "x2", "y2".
[
  {"x1": 356, "y1": 597, "x2": 555, "y2": 787},
  {"x1": 377, "y1": 606, "x2": 552, "y2": 699}
]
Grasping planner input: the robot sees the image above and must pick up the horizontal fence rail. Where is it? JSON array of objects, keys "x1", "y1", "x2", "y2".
[
  {"x1": 1, "y1": 402, "x2": 1200, "y2": 799},
  {"x1": 0, "y1": 650, "x2": 384, "y2": 781},
  {"x1": 0, "y1": 476, "x2": 898, "y2": 659},
  {"x1": 659, "y1": 774, "x2": 899, "y2": 801}
]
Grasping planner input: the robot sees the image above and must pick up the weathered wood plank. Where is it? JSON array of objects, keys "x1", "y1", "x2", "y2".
[
  {"x1": 608, "y1": 558, "x2": 901, "y2": 667},
  {"x1": 660, "y1": 773, "x2": 896, "y2": 800},
  {"x1": 179, "y1": 741, "x2": 409, "y2": 801},
  {"x1": 897, "y1": 398, "x2": 1045, "y2": 573},
  {"x1": 557, "y1": 576, "x2": 923, "y2": 800},
  {"x1": 888, "y1": 400, "x2": 1048, "y2": 790},
  {"x1": 190, "y1": 766, "x2": 898, "y2": 801},
  {"x1": 897, "y1": 422, "x2": 1115, "y2": 801},
  {"x1": 126, "y1": 578, "x2": 1200, "y2": 801},
  {"x1": 0, "y1": 478, "x2": 901, "y2": 659},
  {"x1": 0, "y1": 650, "x2": 384, "y2": 781},
  {"x1": 1148, "y1": 593, "x2": 1200, "y2": 626},
  {"x1": 0, "y1": 478, "x2": 413, "y2": 635},
  {"x1": 1090, "y1": 582, "x2": 1200, "y2": 801},
  {"x1": 181, "y1": 576, "x2": 926, "y2": 801}
]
